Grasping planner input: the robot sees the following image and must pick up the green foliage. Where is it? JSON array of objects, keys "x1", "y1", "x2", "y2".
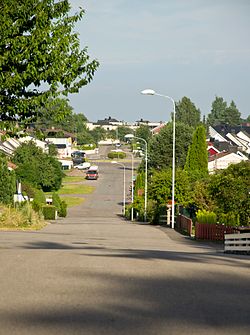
[
  {"x1": 48, "y1": 143, "x2": 58, "y2": 157},
  {"x1": 0, "y1": 202, "x2": 45, "y2": 229},
  {"x1": 175, "y1": 97, "x2": 201, "y2": 128},
  {"x1": 13, "y1": 142, "x2": 64, "y2": 191},
  {"x1": 148, "y1": 122, "x2": 194, "y2": 169},
  {"x1": 0, "y1": 154, "x2": 16, "y2": 205},
  {"x1": 42, "y1": 205, "x2": 57, "y2": 220},
  {"x1": 90, "y1": 127, "x2": 107, "y2": 144},
  {"x1": 184, "y1": 125, "x2": 208, "y2": 182},
  {"x1": 32, "y1": 188, "x2": 46, "y2": 212},
  {"x1": 0, "y1": 1, "x2": 99, "y2": 127},
  {"x1": 52, "y1": 192, "x2": 67, "y2": 217},
  {"x1": 191, "y1": 179, "x2": 215, "y2": 212},
  {"x1": 108, "y1": 152, "x2": 126, "y2": 159},
  {"x1": 59, "y1": 200, "x2": 67, "y2": 217},
  {"x1": 217, "y1": 212, "x2": 240, "y2": 226},
  {"x1": 117, "y1": 126, "x2": 134, "y2": 142},
  {"x1": 207, "y1": 97, "x2": 241, "y2": 127},
  {"x1": 209, "y1": 162, "x2": 250, "y2": 226},
  {"x1": 148, "y1": 168, "x2": 191, "y2": 206},
  {"x1": 135, "y1": 125, "x2": 152, "y2": 143},
  {"x1": 196, "y1": 209, "x2": 217, "y2": 224}
]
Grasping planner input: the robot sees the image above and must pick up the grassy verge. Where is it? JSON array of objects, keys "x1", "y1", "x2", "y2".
[
  {"x1": 63, "y1": 176, "x2": 85, "y2": 183},
  {"x1": 57, "y1": 184, "x2": 94, "y2": 195},
  {"x1": 60, "y1": 196, "x2": 85, "y2": 207}
]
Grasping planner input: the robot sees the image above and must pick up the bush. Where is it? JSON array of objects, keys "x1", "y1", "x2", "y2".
[
  {"x1": 217, "y1": 212, "x2": 240, "y2": 226},
  {"x1": 42, "y1": 205, "x2": 57, "y2": 220},
  {"x1": 52, "y1": 192, "x2": 67, "y2": 217},
  {"x1": 108, "y1": 151, "x2": 126, "y2": 159},
  {"x1": 32, "y1": 189, "x2": 46, "y2": 212},
  {"x1": 0, "y1": 203, "x2": 45, "y2": 228},
  {"x1": 59, "y1": 200, "x2": 67, "y2": 217},
  {"x1": 196, "y1": 209, "x2": 217, "y2": 224}
]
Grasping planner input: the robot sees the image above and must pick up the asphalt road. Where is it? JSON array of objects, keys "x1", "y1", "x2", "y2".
[{"x1": 0, "y1": 161, "x2": 249, "y2": 335}]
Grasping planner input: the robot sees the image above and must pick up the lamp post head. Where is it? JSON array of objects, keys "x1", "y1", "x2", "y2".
[{"x1": 141, "y1": 89, "x2": 156, "y2": 95}]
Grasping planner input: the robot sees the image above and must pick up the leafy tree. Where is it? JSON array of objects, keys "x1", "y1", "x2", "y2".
[
  {"x1": 13, "y1": 142, "x2": 63, "y2": 191},
  {"x1": 0, "y1": 154, "x2": 16, "y2": 204},
  {"x1": 148, "y1": 168, "x2": 191, "y2": 206},
  {"x1": 184, "y1": 125, "x2": 208, "y2": 182},
  {"x1": 0, "y1": 0, "x2": 99, "y2": 127},
  {"x1": 90, "y1": 127, "x2": 107, "y2": 145},
  {"x1": 175, "y1": 97, "x2": 201, "y2": 128},
  {"x1": 117, "y1": 126, "x2": 134, "y2": 142},
  {"x1": 148, "y1": 122, "x2": 194, "y2": 169},
  {"x1": 207, "y1": 96, "x2": 241, "y2": 126},
  {"x1": 207, "y1": 96, "x2": 227, "y2": 127},
  {"x1": 208, "y1": 161, "x2": 250, "y2": 226},
  {"x1": 224, "y1": 100, "x2": 241, "y2": 126},
  {"x1": 135, "y1": 125, "x2": 152, "y2": 143}
]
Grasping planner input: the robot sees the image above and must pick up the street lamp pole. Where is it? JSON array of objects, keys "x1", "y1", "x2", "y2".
[
  {"x1": 111, "y1": 161, "x2": 126, "y2": 215},
  {"x1": 125, "y1": 134, "x2": 147, "y2": 222},
  {"x1": 125, "y1": 151, "x2": 134, "y2": 221},
  {"x1": 141, "y1": 89, "x2": 176, "y2": 229}
]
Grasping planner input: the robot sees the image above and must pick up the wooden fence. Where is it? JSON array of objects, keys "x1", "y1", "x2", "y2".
[
  {"x1": 224, "y1": 233, "x2": 250, "y2": 253},
  {"x1": 175, "y1": 215, "x2": 193, "y2": 236},
  {"x1": 195, "y1": 223, "x2": 237, "y2": 241}
]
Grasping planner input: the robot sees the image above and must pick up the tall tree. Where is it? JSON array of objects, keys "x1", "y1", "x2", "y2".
[
  {"x1": 184, "y1": 125, "x2": 208, "y2": 182},
  {"x1": 0, "y1": 0, "x2": 99, "y2": 127},
  {"x1": 135, "y1": 124, "x2": 152, "y2": 143},
  {"x1": 148, "y1": 122, "x2": 194, "y2": 170},
  {"x1": 13, "y1": 142, "x2": 63, "y2": 191},
  {"x1": 0, "y1": 154, "x2": 16, "y2": 204},
  {"x1": 175, "y1": 97, "x2": 201, "y2": 128},
  {"x1": 224, "y1": 100, "x2": 241, "y2": 125},
  {"x1": 207, "y1": 96, "x2": 227, "y2": 126}
]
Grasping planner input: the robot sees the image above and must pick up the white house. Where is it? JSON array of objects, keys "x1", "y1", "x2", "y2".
[
  {"x1": 208, "y1": 151, "x2": 248, "y2": 173},
  {"x1": 46, "y1": 137, "x2": 72, "y2": 158}
]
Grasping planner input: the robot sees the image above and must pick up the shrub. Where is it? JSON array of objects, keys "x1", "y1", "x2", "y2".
[
  {"x1": 196, "y1": 209, "x2": 217, "y2": 224},
  {"x1": 108, "y1": 151, "x2": 126, "y2": 159},
  {"x1": 42, "y1": 205, "x2": 57, "y2": 220},
  {"x1": 52, "y1": 192, "x2": 67, "y2": 217},
  {"x1": 59, "y1": 200, "x2": 67, "y2": 217},
  {"x1": 32, "y1": 189, "x2": 46, "y2": 212},
  {"x1": 217, "y1": 212, "x2": 240, "y2": 227}
]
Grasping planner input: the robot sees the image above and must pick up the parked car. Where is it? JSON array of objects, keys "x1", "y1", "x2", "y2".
[
  {"x1": 74, "y1": 162, "x2": 91, "y2": 170},
  {"x1": 86, "y1": 165, "x2": 99, "y2": 180}
]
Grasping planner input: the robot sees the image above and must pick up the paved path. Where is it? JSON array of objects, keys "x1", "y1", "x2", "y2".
[{"x1": 0, "y1": 162, "x2": 249, "y2": 335}]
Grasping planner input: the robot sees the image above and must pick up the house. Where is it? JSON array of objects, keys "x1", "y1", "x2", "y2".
[
  {"x1": 46, "y1": 137, "x2": 73, "y2": 158},
  {"x1": 208, "y1": 151, "x2": 248, "y2": 173}
]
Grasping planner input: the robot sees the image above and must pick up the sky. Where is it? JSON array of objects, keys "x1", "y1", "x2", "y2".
[{"x1": 68, "y1": 0, "x2": 250, "y2": 123}]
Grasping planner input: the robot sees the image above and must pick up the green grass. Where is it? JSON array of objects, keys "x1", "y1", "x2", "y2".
[
  {"x1": 62, "y1": 176, "x2": 85, "y2": 183},
  {"x1": 60, "y1": 196, "x2": 85, "y2": 207},
  {"x1": 57, "y1": 183, "x2": 94, "y2": 195}
]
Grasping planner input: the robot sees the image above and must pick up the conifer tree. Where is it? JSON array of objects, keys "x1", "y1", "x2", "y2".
[{"x1": 184, "y1": 125, "x2": 208, "y2": 182}]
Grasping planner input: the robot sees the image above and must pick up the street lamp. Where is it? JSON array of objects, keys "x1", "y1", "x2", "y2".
[
  {"x1": 111, "y1": 161, "x2": 126, "y2": 215},
  {"x1": 123, "y1": 150, "x2": 134, "y2": 221},
  {"x1": 125, "y1": 134, "x2": 148, "y2": 222},
  {"x1": 141, "y1": 88, "x2": 176, "y2": 229}
]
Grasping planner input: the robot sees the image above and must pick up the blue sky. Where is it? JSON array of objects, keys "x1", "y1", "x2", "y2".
[{"x1": 68, "y1": 0, "x2": 250, "y2": 122}]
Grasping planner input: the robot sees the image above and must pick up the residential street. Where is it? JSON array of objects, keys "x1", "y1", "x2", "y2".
[{"x1": 0, "y1": 161, "x2": 249, "y2": 335}]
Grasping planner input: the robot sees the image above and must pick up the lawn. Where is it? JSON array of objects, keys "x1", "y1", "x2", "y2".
[
  {"x1": 60, "y1": 196, "x2": 85, "y2": 207},
  {"x1": 57, "y1": 183, "x2": 94, "y2": 195},
  {"x1": 62, "y1": 176, "x2": 85, "y2": 183}
]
